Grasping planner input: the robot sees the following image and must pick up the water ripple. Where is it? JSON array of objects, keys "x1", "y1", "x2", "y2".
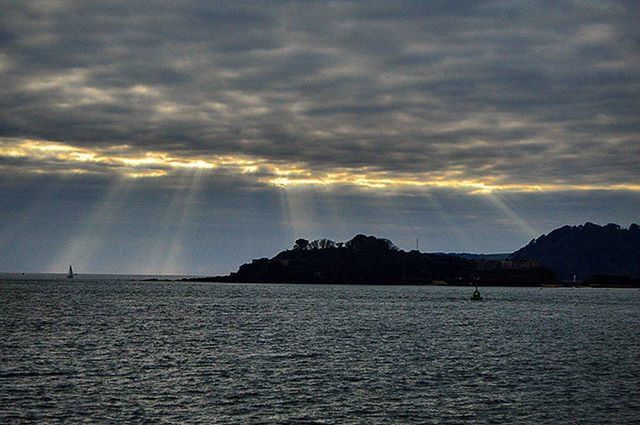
[{"x1": 1, "y1": 280, "x2": 639, "y2": 423}]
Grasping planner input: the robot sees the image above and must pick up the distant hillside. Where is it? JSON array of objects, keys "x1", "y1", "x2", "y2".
[
  {"x1": 189, "y1": 234, "x2": 555, "y2": 286},
  {"x1": 511, "y1": 223, "x2": 640, "y2": 280},
  {"x1": 445, "y1": 253, "x2": 510, "y2": 261}
]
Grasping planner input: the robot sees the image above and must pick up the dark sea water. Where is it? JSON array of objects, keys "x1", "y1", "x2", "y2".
[{"x1": 1, "y1": 275, "x2": 639, "y2": 424}]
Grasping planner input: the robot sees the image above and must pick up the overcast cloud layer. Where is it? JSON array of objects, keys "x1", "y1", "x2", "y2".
[{"x1": 1, "y1": 0, "x2": 639, "y2": 187}]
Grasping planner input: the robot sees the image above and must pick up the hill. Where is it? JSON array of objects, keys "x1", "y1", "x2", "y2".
[
  {"x1": 188, "y1": 235, "x2": 555, "y2": 286},
  {"x1": 443, "y1": 253, "x2": 510, "y2": 261},
  {"x1": 510, "y1": 223, "x2": 640, "y2": 280}
]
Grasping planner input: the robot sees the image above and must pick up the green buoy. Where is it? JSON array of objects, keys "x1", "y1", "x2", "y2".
[{"x1": 471, "y1": 286, "x2": 482, "y2": 301}]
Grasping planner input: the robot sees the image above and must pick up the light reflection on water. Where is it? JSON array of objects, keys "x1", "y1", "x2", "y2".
[{"x1": 1, "y1": 279, "x2": 639, "y2": 423}]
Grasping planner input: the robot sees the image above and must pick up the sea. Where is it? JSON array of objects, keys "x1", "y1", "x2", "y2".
[{"x1": 1, "y1": 274, "x2": 639, "y2": 424}]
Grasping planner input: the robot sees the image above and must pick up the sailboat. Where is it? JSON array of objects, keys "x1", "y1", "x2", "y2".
[{"x1": 67, "y1": 265, "x2": 75, "y2": 279}]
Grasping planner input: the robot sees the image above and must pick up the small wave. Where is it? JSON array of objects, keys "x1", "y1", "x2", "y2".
[
  {"x1": 0, "y1": 370, "x2": 75, "y2": 379},
  {"x1": 270, "y1": 352, "x2": 321, "y2": 360}
]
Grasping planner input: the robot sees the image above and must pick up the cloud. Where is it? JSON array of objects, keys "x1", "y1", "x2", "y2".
[
  {"x1": 4, "y1": 137, "x2": 640, "y2": 194},
  {"x1": 0, "y1": 0, "x2": 638, "y2": 190}
]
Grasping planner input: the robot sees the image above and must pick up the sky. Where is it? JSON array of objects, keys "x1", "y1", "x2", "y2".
[{"x1": 0, "y1": 1, "x2": 638, "y2": 275}]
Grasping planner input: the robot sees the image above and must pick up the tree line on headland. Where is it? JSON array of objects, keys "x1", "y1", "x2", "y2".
[
  {"x1": 511, "y1": 222, "x2": 640, "y2": 281},
  {"x1": 185, "y1": 223, "x2": 640, "y2": 287}
]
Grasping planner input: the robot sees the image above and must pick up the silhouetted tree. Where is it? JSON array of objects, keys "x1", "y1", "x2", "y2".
[
  {"x1": 318, "y1": 239, "x2": 336, "y2": 249},
  {"x1": 293, "y1": 238, "x2": 309, "y2": 251},
  {"x1": 346, "y1": 234, "x2": 398, "y2": 252}
]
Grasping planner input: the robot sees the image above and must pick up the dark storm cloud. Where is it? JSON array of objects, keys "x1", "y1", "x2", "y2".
[{"x1": 1, "y1": 0, "x2": 638, "y2": 186}]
